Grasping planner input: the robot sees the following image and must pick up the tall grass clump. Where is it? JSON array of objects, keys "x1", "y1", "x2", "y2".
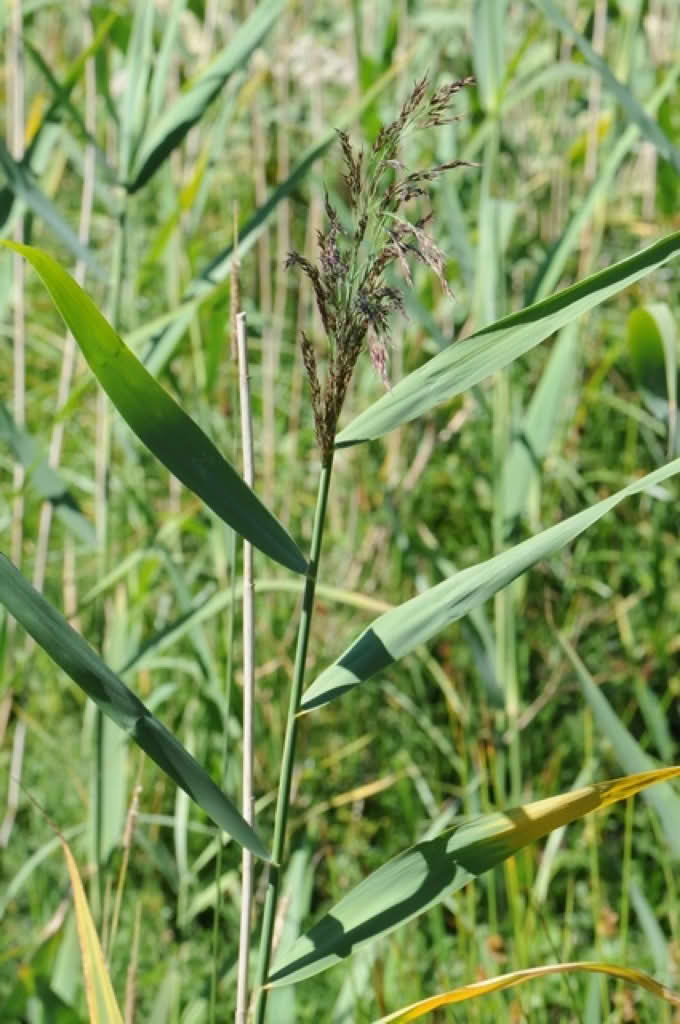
[{"x1": 3, "y1": 49, "x2": 680, "y2": 1024}]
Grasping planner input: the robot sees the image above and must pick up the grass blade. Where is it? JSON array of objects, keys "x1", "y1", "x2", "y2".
[
  {"x1": 267, "y1": 767, "x2": 680, "y2": 986},
  {"x1": 22, "y1": 13, "x2": 117, "y2": 161},
  {"x1": 59, "y1": 833, "x2": 125, "y2": 1024},
  {"x1": 501, "y1": 322, "x2": 579, "y2": 526},
  {"x1": 0, "y1": 139, "x2": 100, "y2": 273},
  {"x1": 148, "y1": 0, "x2": 186, "y2": 127},
  {"x1": 336, "y1": 231, "x2": 680, "y2": 447},
  {"x1": 533, "y1": 0, "x2": 680, "y2": 172},
  {"x1": 527, "y1": 64, "x2": 680, "y2": 304},
  {"x1": 627, "y1": 303, "x2": 678, "y2": 455},
  {"x1": 119, "y1": 0, "x2": 155, "y2": 177},
  {"x1": 372, "y1": 961, "x2": 680, "y2": 1022},
  {"x1": 301, "y1": 457, "x2": 680, "y2": 711},
  {"x1": 0, "y1": 399, "x2": 95, "y2": 545},
  {"x1": 0, "y1": 554, "x2": 270, "y2": 861},
  {"x1": 559, "y1": 634, "x2": 680, "y2": 857},
  {"x1": 127, "y1": 0, "x2": 286, "y2": 192},
  {"x1": 2, "y1": 241, "x2": 307, "y2": 574}
]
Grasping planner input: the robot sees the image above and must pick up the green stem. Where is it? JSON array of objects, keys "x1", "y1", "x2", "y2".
[{"x1": 253, "y1": 454, "x2": 334, "y2": 1024}]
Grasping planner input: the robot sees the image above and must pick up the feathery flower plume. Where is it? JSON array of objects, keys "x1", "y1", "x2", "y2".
[{"x1": 287, "y1": 74, "x2": 476, "y2": 461}]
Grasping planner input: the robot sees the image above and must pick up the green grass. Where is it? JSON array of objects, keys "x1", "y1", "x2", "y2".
[{"x1": 2, "y1": 1, "x2": 680, "y2": 1022}]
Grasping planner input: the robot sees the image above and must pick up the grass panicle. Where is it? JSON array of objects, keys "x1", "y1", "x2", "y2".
[{"x1": 286, "y1": 74, "x2": 476, "y2": 461}]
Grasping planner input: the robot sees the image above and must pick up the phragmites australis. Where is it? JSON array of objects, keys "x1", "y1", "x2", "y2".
[{"x1": 286, "y1": 74, "x2": 476, "y2": 462}]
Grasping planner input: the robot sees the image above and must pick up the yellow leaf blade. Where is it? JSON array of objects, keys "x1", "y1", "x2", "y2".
[
  {"x1": 374, "y1": 961, "x2": 680, "y2": 1023},
  {"x1": 60, "y1": 836, "x2": 125, "y2": 1024}
]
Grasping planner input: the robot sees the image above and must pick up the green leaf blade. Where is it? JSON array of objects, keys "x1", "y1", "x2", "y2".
[
  {"x1": 127, "y1": 0, "x2": 286, "y2": 192},
  {"x1": 0, "y1": 554, "x2": 270, "y2": 861},
  {"x1": 268, "y1": 769, "x2": 680, "y2": 987},
  {"x1": 533, "y1": 0, "x2": 680, "y2": 173},
  {"x1": 0, "y1": 140, "x2": 101, "y2": 273},
  {"x1": 336, "y1": 232, "x2": 680, "y2": 447},
  {"x1": 3, "y1": 241, "x2": 307, "y2": 575},
  {"x1": 302, "y1": 458, "x2": 680, "y2": 711},
  {"x1": 560, "y1": 635, "x2": 680, "y2": 858}
]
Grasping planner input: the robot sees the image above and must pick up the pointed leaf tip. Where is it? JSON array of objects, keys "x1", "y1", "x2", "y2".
[
  {"x1": 268, "y1": 768, "x2": 680, "y2": 987},
  {"x1": 1, "y1": 241, "x2": 307, "y2": 575}
]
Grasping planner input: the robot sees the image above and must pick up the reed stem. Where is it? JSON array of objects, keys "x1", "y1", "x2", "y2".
[{"x1": 253, "y1": 455, "x2": 334, "y2": 1024}]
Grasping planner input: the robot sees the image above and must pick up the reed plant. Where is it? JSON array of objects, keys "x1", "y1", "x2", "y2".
[{"x1": 3, "y1": 4, "x2": 680, "y2": 1021}]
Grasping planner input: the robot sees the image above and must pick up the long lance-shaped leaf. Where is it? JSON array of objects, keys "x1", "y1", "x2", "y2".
[
  {"x1": 336, "y1": 231, "x2": 680, "y2": 447},
  {"x1": 267, "y1": 767, "x2": 680, "y2": 986},
  {"x1": 0, "y1": 554, "x2": 270, "y2": 861},
  {"x1": 533, "y1": 0, "x2": 680, "y2": 173},
  {"x1": 301, "y1": 457, "x2": 680, "y2": 711},
  {"x1": 2, "y1": 242, "x2": 307, "y2": 575},
  {"x1": 0, "y1": 140, "x2": 100, "y2": 273},
  {"x1": 373, "y1": 961, "x2": 680, "y2": 1023},
  {"x1": 127, "y1": 0, "x2": 286, "y2": 192},
  {"x1": 60, "y1": 835, "x2": 125, "y2": 1024}
]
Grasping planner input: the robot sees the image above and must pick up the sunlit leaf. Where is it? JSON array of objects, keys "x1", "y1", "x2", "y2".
[
  {"x1": 559, "y1": 634, "x2": 680, "y2": 857},
  {"x1": 372, "y1": 961, "x2": 680, "y2": 1022},
  {"x1": 60, "y1": 834, "x2": 125, "y2": 1024},
  {"x1": 127, "y1": 0, "x2": 286, "y2": 191},
  {"x1": 534, "y1": 0, "x2": 680, "y2": 172},
  {"x1": 501, "y1": 322, "x2": 579, "y2": 526},
  {"x1": 302, "y1": 457, "x2": 680, "y2": 711},
  {"x1": 337, "y1": 232, "x2": 680, "y2": 446},
  {"x1": 268, "y1": 767, "x2": 680, "y2": 986},
  {"x1": 627, "y1": 303, "x2": 678, "y2": 454}
]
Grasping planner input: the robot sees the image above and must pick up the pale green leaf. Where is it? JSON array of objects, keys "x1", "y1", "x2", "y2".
[
  {"x1": 60, "y1": 835, "x2": 125, "y2": 1024},
  {"x1": 302, "y1": 458, "x2": 680, "y2": 711},
  {"x1": 0, "y1": 399, "x2": 95, "y2": 546},
  {"x1": 268, "y1": 768, "x2": 680, "y2": 986},
  {"x1": 533, "y1": 0, "x2": 680, "y2": 172},
  {"x1": 336, "y1": 232, "x2": 680, "y2": 447},
  {"x1": 127, "y1": 0, "x2": 286, "y2": 191},
  {"x1": 559, "y1": 634, "x2": 680, "y2": 857}
]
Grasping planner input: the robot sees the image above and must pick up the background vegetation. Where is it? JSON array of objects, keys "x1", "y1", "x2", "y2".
[{"x1": 1, "y1": 0, "x2": 679, "y2": 1021}]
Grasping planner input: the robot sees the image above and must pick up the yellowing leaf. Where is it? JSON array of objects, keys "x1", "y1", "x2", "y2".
[
  {"x1": 373, "y1": 961, "x2": 680, "y2": 1022},
  {"x1": 60, "y1": 835, "x2": 125, "y2": 1024},
  {"x1": 268, "y1": 768, "x2": 680, "y2": 986}
]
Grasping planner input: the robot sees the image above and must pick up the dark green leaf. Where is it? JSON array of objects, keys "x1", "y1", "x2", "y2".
[
  {"x1": 3, "y1": 241, "x2": 307, "y2": 575},
  {"x1": 0, "y1": 554, "x2": 270, "y2": 860}
]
